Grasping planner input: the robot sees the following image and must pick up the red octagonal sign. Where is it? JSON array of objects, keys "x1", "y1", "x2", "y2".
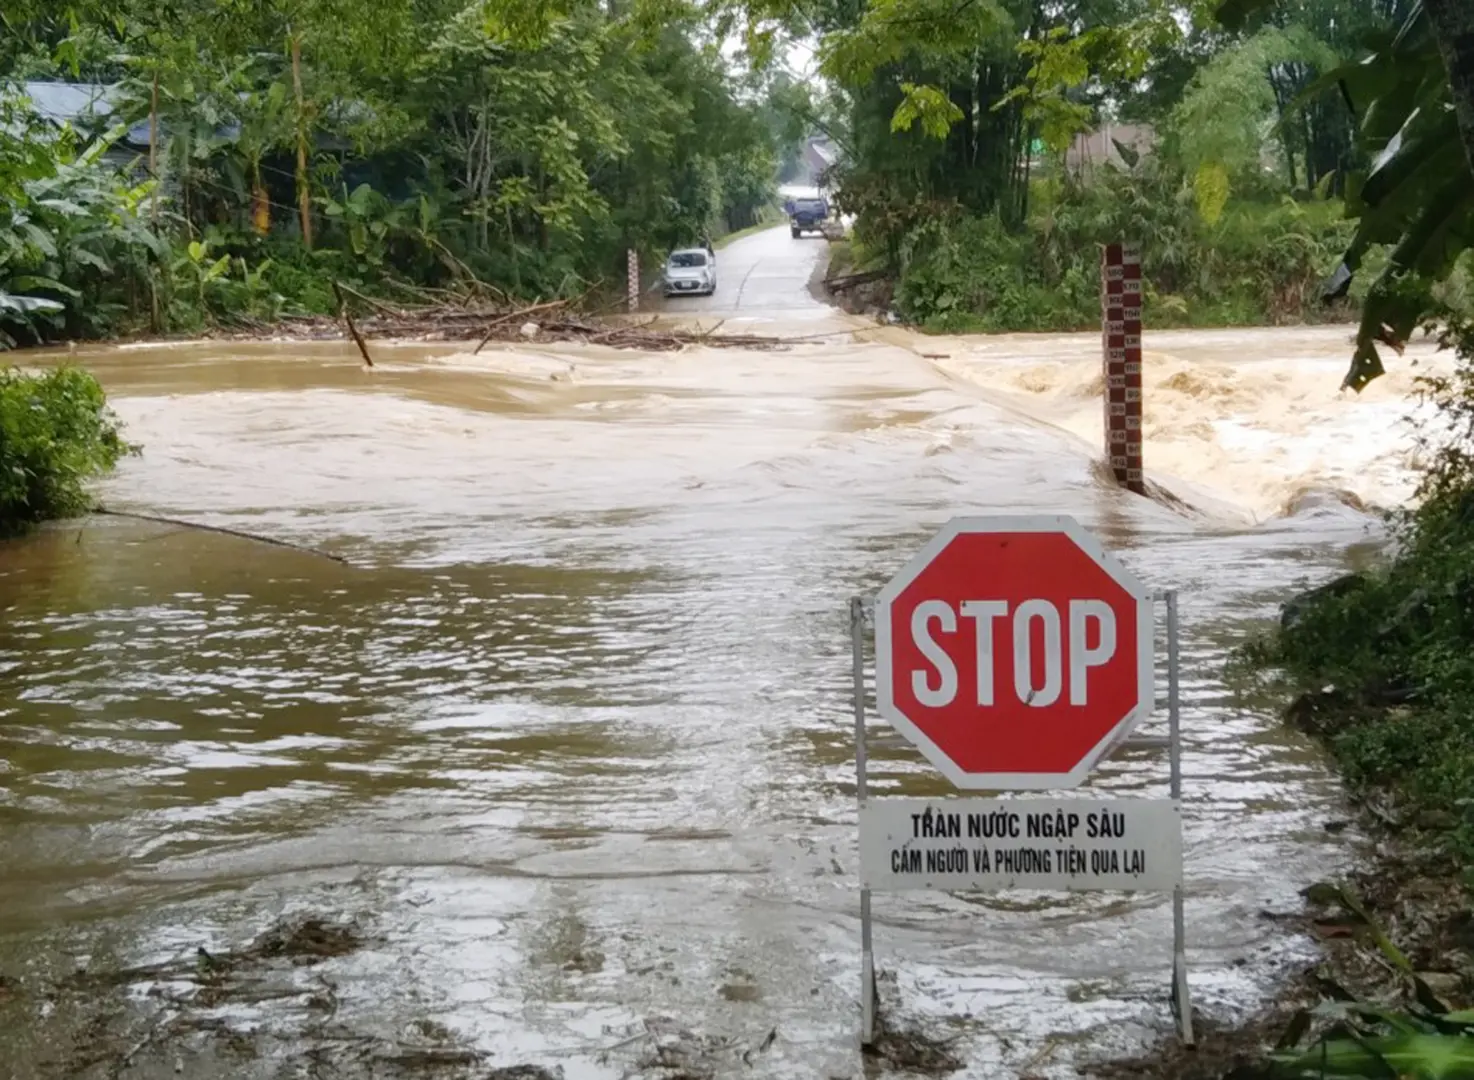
[{"x1": 875, "y1": 515, "x2": 1155, "y2": 790}]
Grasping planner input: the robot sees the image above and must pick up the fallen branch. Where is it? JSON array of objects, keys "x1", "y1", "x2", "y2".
[
  {"x1": 91, "y1": 508, "x2": 353, "y2": 565},
  {"x1": 108, "y1": 1006, "x2": 177, "y2": 1080},
  {"x1": 331, "y1": 280, "x2": 405, "y2": 317},
  {"x1": 200, "y1": 302, "x2": 818, "y2": 352},
  {"x1": 427, "y1": 238, "x2": 503, "y2": 304},
  {"x1": 381, "y1": 276, "x2": 464, "y2": 306},
  {"x1": 823, "y1": 269, "x2": 887, "y2": 293},
  {"x1": 474, "y1": 282, "x2": 605, "y2": 352},
  {"x1": 331, "y1": 281, "x2": 375, "y2": 368},
  {"x1": 474, "y1": 295, "x2": 559, "y2": 355}
]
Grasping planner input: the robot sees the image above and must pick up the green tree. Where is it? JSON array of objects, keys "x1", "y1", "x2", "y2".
[{"x1": 1, "y1": 0, "x2": 792, "y2": 338}]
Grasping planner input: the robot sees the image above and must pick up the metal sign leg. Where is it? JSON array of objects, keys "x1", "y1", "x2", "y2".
[
  {"x1": 851, "y1": 596, "x2": 877, "y2": 1047},
  {"x1": 1166, "y1": 590, "x2": 1194, "y2": 1046}
]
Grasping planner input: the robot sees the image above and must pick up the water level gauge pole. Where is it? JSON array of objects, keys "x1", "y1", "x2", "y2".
[
  {"x1": 851, "y1": 595, "x2": 877, "y2": 1047},
  {"x1": 1101, "y1": 242, "x2": 1145, "y2": 495},
  {"x1": 627, "y1": 249, "x2": 640, "y2": 313}
]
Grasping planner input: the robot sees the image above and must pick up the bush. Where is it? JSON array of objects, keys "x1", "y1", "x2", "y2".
[
  {"x1": 890, "y1": 160, "x2": 1359, "y2": 333},
  {"x1": 1233, "y1": 321, "x2": 1474, "y2": 863},
  {"x1": 895, "y1": 214, "x2": 1094, "y2": 332},
  {"x1": 0, "y1": 365, "x2": 136, "y2": 536}
]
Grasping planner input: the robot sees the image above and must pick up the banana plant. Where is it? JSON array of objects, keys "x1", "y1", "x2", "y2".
[
  {"x1": 229, "y1": 81, "x2": 293, "y2": 237},
  {"x1": 1, "y1": 85, "x2": 165, "y2": 345},
  {"x1": 318, "y1": 182, "x2": 411, "y2": 266},
  {"x1": 1263, "y1": 881, "x2": 1474, "y2": 1079},
  {"x1": 1307, "y1": 2, "x2": 1474, "y2": 392},
  {"x1": 1269, "y1": 1009, "x2": 1474, "y2": 1078},
  {"x1": 170, "y1": 238, "x2": 232, "y2": 314}
]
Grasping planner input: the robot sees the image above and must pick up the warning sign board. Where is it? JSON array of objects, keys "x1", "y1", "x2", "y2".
[
  {"x1": 859, "y1": 798, "x2": 1182, "y2": 893},
  {"x1": 873, "y1": 515, "x2": 1154, "y2": 790}
]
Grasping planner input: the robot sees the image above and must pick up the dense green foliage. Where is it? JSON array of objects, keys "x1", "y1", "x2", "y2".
[
  {"x1": 716, "y1": 0, "x2": 1474, "y2": 358},
  {"x1": 0, "y1": 0, "x2": 806, "y2": 347},
  {"x1": 4, "y1": 0, "x2": 1473, "y2": 361},
  {"x1": 1219, "y1": 0, "x2": 1474, "y2": 390},
  {"x1": 1268, "y1": 2, "x2": 1473, "y2": 392},
  {"x1": 1233, "y1": 321, "x2": 1474, "y2": 866},
  {"x1": 802, "y1": 0, "x2": 1457, "y2": 336},
  {"x1": 891, "y1": 166, "x2": 1362, "y2": 332},
  {"x1": 1266, "y1": 981, "x2": 1474, "y2": 1078},
  {"x1": 0, "y1": 94, "x2": 173, "y2": 345},
  {"x1": 0, "y1": 365, "x2": 134, "y2": 535}
]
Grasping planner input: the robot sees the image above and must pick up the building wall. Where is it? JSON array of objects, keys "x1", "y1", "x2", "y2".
[{"x1": 1065, "y1": 123, "x2": 1156, "y2": 172}]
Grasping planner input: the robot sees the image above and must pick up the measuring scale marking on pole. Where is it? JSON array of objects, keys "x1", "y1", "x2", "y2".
[{"x1": 851, "y1": 514, "x2": 1193, "y2": 1049}]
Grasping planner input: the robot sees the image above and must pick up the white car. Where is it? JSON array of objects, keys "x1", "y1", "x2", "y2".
[{"x1": 662, "y1": 248, "x2": 716, "y2": 297}]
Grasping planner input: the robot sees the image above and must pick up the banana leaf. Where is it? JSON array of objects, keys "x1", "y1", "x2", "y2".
[
  {"x1": 1272, "y1": 1033, "x2": 1474, "y2": 1078},
  {"x1": 1218, "y1": 0, "x2": 1473, "y2": 393},
  {"x1": 0, "y1": 291, "x2": 65, "y2": 315},
  {"x1": 1345, "y1": 177, "x2": 1474, "y2": 391}
]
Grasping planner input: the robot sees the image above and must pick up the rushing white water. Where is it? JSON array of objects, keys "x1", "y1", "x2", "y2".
[{"x1": 924, "y1": 324, "x2": 1449, "y2": 522}]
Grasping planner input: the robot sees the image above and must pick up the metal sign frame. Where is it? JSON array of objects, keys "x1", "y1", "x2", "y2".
[{"x1": 849, "y1": 590, "x2": 1193, "y2": 1048}]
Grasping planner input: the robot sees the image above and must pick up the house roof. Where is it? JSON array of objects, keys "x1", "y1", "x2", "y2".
[
  {"x1": 17, "y1": 80, "x2": 360, "y2": 152},
  {"x1": 21, "y1": 80, "x2": 157, "y2": 147}
]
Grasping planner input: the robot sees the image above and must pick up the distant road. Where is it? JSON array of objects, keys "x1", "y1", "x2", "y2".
[{"x1": 650, "y1": 224, "x2": 832, "y2": 320}]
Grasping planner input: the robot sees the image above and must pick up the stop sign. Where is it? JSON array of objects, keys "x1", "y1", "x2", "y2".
[{"x1": 874, "y1": 515, "x2": 1154, "y2": 790}]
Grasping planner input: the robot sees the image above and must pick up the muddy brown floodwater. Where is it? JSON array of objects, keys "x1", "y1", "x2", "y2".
[{"x1": 0, "y1": 226, "x2": 1453, "y2": 1079}]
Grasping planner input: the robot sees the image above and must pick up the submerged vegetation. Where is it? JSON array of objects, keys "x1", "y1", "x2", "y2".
[{"x1": 0, "y1": 365, "x2": 134, "y2": 536}]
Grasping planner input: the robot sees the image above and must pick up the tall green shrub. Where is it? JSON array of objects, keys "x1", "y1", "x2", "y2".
[{"x1": 0, "y1": 365, "x2": 135, "y2": 536}]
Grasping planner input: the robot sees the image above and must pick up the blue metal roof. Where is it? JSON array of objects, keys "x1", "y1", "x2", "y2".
[
  {"x1": 18, "y1": 80, "x2": 363, "y2": 153},
  {"x1": 20, "y1": 80, "x2": 154, "y2": 146},
  {"x1": 22, "y1": 80, "x2": 116, "y2": 123}
]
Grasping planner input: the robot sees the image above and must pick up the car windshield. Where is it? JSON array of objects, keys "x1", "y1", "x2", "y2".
[
  {"x1": 669, "y1": 252, "x2": 708, "y2": 269},
  {"x1": 794, "y1": 199, "x2": 826, "y2": 213}
]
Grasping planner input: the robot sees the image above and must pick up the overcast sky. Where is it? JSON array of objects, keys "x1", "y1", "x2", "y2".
[{"x1": 718, "y1": 29, "x2": 820, "y2": 85}]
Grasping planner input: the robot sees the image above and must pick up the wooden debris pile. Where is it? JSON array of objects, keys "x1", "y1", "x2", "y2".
[{"x1": 210, "y1": 282, "x2": 794, "y2": 358}]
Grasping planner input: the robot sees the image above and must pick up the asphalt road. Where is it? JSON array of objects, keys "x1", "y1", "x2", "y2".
[{"x1": 650, "y1": 224, "x2": 833, "y2": 322}]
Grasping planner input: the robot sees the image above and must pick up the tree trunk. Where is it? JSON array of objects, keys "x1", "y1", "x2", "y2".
[
  {"x1": 290, "y1": 31, "x2": 313, "y2": 249},
  {"x1": 251, "y1": 159, "x2": 270, "y2": 236},
  {"x1": 1424, "y1": 0, "x2": 1474, "y2": 176},
  {"x1": 149, "y1": 69, "x2": 159, "y2": 228},
  {"x1": 950, "y1": 82, "x2": 973, "y2": 185}
]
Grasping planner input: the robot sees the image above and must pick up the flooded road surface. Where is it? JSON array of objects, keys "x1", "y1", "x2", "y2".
[{"x1": 0, "y1": 266, "x2": 1449, "y2": 1078}]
